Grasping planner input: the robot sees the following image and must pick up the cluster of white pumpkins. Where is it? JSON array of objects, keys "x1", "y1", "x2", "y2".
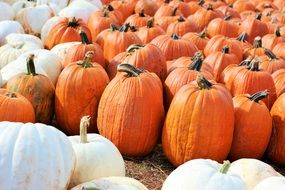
[{"x1": 1, "y1": 117, "x2": 285, "y2": 190}]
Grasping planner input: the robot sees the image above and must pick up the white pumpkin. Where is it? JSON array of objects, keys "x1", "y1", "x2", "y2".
[
  {"x1": 41, "y1": 16, "x2": 61, "y2": 44},
  {"x1": 5, "y1": 33, "x2": 44, "y2": 48},
  {"x1": 71, "y1": 176, "x2": 149, "y2": 190},
  {"x1": 1, "y1": 49, "x2": 62, "y2": 85},
  {"x1": 36, "y1": 0, "x2": 69, "y2": 9},
  {"x1": 253, "y1": 177, "x2": 285, "y2": 190},
  {"x1": 12, "y1": 0, "x2": 36, "y2": 13},
  {"x1": 0, "y1": 41, "x2": 41, "y2": 69},
  {"x1": 1, "y1": 0, "x2": 17, "y2": 5},
  {"x1": 69, "y1": 0, "x2": 102, "y2": 9},
  {"x1": 68, "y1": 116, "x2": 126, "y2": 187},
  {"x1": 0, "y1": 121, "x2": 76, "y2": 190},
  {"x1": 50, "y1": 41, "x2": 80, "y2": 65},
  {"x1": 15, "y1": 4, "x2": 59, "y2": 37},
  {"x1": 0, "y1": 2, "x2": 14, "y2": 21},
  {"x1": 229, "y1": 158, "x2": 281, "y2": 190},
  {"x1": 162, "y1": 159, "x2": 246, "y2": 190},
  {"x1": 0, "y1": 72, "x2": 2, "y2": 87},
  {"x1": 59, "y1": 0, "x2": 100, "y2": 23},
  {"x1": 0, "y1": 20, "x2": 24, "y2": 46}
]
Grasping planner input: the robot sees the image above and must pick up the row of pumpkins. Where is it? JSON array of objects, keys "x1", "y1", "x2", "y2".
[{"x1": 1, "y1": 0, "x2": 285, "y2": 189}]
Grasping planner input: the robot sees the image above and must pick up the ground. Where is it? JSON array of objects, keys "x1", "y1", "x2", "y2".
[{"x1": 125, "y1": 144, "x2": 285, "y2": 190}]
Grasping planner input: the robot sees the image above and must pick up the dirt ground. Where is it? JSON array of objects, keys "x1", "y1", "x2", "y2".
[{"x1": 125, "y1": 144, "x2": 285, "y2": 190}]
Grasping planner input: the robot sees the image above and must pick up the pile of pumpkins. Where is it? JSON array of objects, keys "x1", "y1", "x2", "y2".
[{"x1": 1, "y1": 0, "x2": 285, "y2": 189}]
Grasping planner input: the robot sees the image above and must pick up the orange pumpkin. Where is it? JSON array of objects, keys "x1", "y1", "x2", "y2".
[
  {"x1": 44, "y1": 17, "x2": 91, "y2": 50},
  {"x1": 6, "y1": 54, "x2": 55, "y2": 124},
  {"x1": 162, "y1": 75, "x2": 234, "y2": 166},
  {"x1": 0, "y1": 88, "x2": 35, "y2": 122},
  {"x1": 166, "y1": 16, "x2": 198, "y2": 36},
  {"x1": 272, "y1": 69, "x2": 285, "y2": 97},
  {"x1": 207, "y1": 16, "x2": 239, "y2": 38},
  {"x1": 273, "y1": 42, "x2": 285, "y2": 60},
  {"x1": 262, "y1": 27, "x2": 285, "y2": 50},
  {"x1": 55, "y1": 52, "x2": 109, "y2": 135},
  {"x1": 229, "y1": 90, "x2": 272, "y2": 160},
  {"x1": 124, "y1": 9, "x2": 151, "y2": 28},
  {"x1": 134, "y1": 0, "x2": 158, "y2": 16},
  {"x1": 259, "y1": 50, "x2": 285, "y2": 74},
  {"x1": 182, "y1": 29, "x2": 209, "y2": 51},
  {"x1": 243, "y1": 36, "x2": 268, "y2": 58},
  {"x1": 233, "y1": 0, "x2": 255, "y2": 13},
  {"x1": 97, "y1": 64, "x2": 165, "y2": 156}
]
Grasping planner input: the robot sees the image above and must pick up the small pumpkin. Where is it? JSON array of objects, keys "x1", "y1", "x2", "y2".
[
  {"x1": 0, "y1": 20, "x2": 24, "y2": 46},
  {"x1": 253, "y1": 177, "x2": 285, "y2": 190},
  {"x1": 68, "y1": 116, "x2": 125, "y2": 187},
  {"x1": 0, "y1": 2, "x2": 14, "y2": 21}
]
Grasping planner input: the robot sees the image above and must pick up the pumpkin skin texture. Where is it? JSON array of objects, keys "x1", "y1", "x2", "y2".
[
  {"x1": 68, "y1": 116, "x2": 125, "y2": 188},
  {"x1": 272, "y1": 69, "x2": 285, "y2": 97},
  {"x1": 253, "y1": 177, "x2": 285, "y2": 190},
  {"x1": 273, "y1": 43, "x2": 285, "y2": 60},
  {"x1": 166, "y1": 16, "x2": 198, "y2": 36},
  {"x1": 44, "y1": 17, "x2": 91, "y2": 50},
  {"x1": 97, "y1": 64, "x2": 165, "y2": 156},
  {"x1": 207, "y1": 16, "x2": 239, "y2": 38},
  {"x1": 228, "y1": 91, "x2": 272, "y2": 160},
  {"x1": 0, "y1": 121, "x2": 75, "y2": 190},
  {"x1": 259, "y1": 50, "x2": 285, "y2": 74},
  {"x1": 229, "y1": 159, "x2": 282, "y2": 190},
  {"x1": 124, "y1": 10, "x2": 151, "y2": 28},
  {"x1": 0, "y1": 89, "x2": 35, "y2": 122},
  {"x1": 55, "y1": 52, "x2": 109, "y2": 135},
  {"x1": 71, "y1": 176, "x2": 148, "y2": 190},
  {"x1": 262, "y1": 27, "x2": 285, "y2": 50},
  {"x1": 6, "y1": 54, "x2": 55, "y2": 124},
  {"x1": 162, "y1": 76, "x2": 234, "y2": 166},
  {"x1": 182, "y1": 30, "x2": 209, "y2": 51},
  {"x1": 162, "y1": 159, "x2": 246, "y2": 190},
  {"x1": 267, "y1": 93, "x2": 285, "y2": 165}
]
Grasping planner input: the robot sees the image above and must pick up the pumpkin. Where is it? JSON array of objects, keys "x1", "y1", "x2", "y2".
[
  {"x1": 204, "y1": 35, "x2": 243, "y2": 62},
  {"x1": 15, "y1": 4, "x2": 59, "y2": 37},
  {"x1": 154, "y1": 7, "x2": 181, "y2": 31},
  {"x1": 207, "y1": 16, "x2": 239, "y2": 38},
  {"x1": 0, "y1": 73, "x2": 2, "y2": 87},
  {"x1": 63, "y1": 30, "x2": 105, "y2": 68},
  {"x1": 68, "y1": 116, "x2": 125, "y2": 187},
  {"x1": 182, "y1": 29, "x2": 209, "y2": 51},
  {"x1": 259, "y1": 50, "x2": 285, "y2": 74},
  {"x1": 124, "y1": 9, "x2": 151, "y2": 28},
  {"x1": 69, "y1": 0, "x2": 103, "y2": 8},
  {"x1": 0, "y1": 20, "x2": 24, "y2": 46},
  {"x1": 229, "y1": 158, "x2": 282, "y2": 189},
  {"x1": 11, "y1": 0, "x2": 35, "y2": 13},
  {"x1": 262, "y1": 27, "x2": 285, "y2": 50},
  {"x1": 87, "y1": 8, "x2": 120, "y2": 41},
  {"x1": 0, "y1": 121, "x2": 75, "y2": 190},
  {"x1": 136, "y1": 18, "x2": 165, "y2": 44},
  {"x1": 50, "y1": 41, "x2": 81, "y2": 64},
  {"x1": 164, "y1": 56, "x2": 214, "y2": 109},
  {"x1": 169, "y1": 0, "x2": 192, "y2": 17},
  {"x1": 233, "y1": 0, "x2": 255, "y2": 13},
  {"x1": 222, "y1": 58, "x2": 277, "y2": 108},
  {"x1": 107, "y1": 52, "x2": 126, "y2": 79},
  {"x1": 1, "y1": 49, "x2": 62, "y2": 86},
  {"x1": 166, "y1": 16, "x2": 198, "y2": 36},
  {"x1": 36, "y1": 0, "x2": 70, "y2": 9},
  {"x1": 40, "y1": 16, "x2": 61, "y2": 44},
  {"x1": 228, "y1": 91, "x2": 272, "y2": 160},
  {"x1": 6, "y1": 54, "x2": 55, "y2": 124},
  {"x1": 204, "y1": 46, "x2": 239, "y2": 82},
  {"x1": 244, "y1": 36, "x2": 269, "y2": 58},
  {"x1": 95, "y1": 23, "x2": 142, "y2": 64},
  {"x1": 253, "y1": 177, "x2": 285, "y2": 190},
  {"x1": 162, "y1": 159, "x2": 246, "y2": 190},
  {"x1": 162, "y1": 76, "x2": 234, "y2": 166},
  {"x1": 273, "y1": 42, "x2": 285, "y2": 60},
  {"x1": 55, "y1": 51, "x2": 109, "y2": 135},
  {"x1": 236, "y1": 31, "x2": 252, "y2": 51},
  {"x1": 97, "y1": 64, "x2": 165, "y2": 156},
  {"x1": 239, "y1": 13, "x2": 269, "y2": 44},
  {"x1": 0, "y1": 89, "x2": 35, "y2": 122},
  {"x1": 272, "y1": 69, "x2": 285, "y2": 97},
  {"x1": 71, "y1": 176, "x2": 148, "y2": 190},
  {"x1": 5, "y1": 33, "x2": 44, "y2": 48},
  {"x1": 110, "y1": 0, "x2": 134, "y2": 21},
  {"x1": 134, "y1": 0, "x2": 158, "y2": 16},
  {"x1": 154, "y1": 3, "x2": 182, "y2": 20},
  {"x1": 150, "y1": 33, "x2": 198, "y2": 61},
  {"x1": 267, "y1": 93, "x2": 285, "y2": 165},
  {"x1": 44, "y1": 17, "x2": 91, "y2": 50},
  {"x1": 0, "y1": 2, "x2": 14, "y2": 21},
  {"x1": 217, "y1": 5, "x2": 241, "y2": 19}
]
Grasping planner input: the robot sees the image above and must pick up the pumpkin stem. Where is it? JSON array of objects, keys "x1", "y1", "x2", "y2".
[
  {"x1": 248, "y1": 58, "x2": 260, "y2": 71},
  {"x1": 26, "y1": 54, "x2": 37, "y2": 76},
  {"x1": 177, "y1": 16, "x2": 185, "y2": 22},
  {"x1": 102, "y1": 10, "x2": 110, "y2": 17},
  {"x1": 139, "y1": 9, "x2": 145, "y2": 17},
  {"x1": 78, "y1": 51, "x2": 94, "y2": 68},
  {"x1": 79, "y1": 30, "x2": 91, "y2": 45},
  {"x1": 207, "y1": 4, "x2": 213, "y2": 10},
  {"x1": 147, "y1": 18, "x2": 154, "y2": 28},
  {"x1": 239, "y1": 56, "x2": 253, "y2": 66},
  {"x1": 219, "y1": 160, "x2": 231, "y2": 174},
  {"x1": 5, "y1": 92, "x2": 17, "y2": 98},
  {"x1": 255, "y1": 13, "x2": 262, "y2": 20},
  {"x1": 126, "y1": 44, "x2": 144, "y2": 54},
  {"x1": 253, "y1": 36, "x2": 262, "y2": 48},
  {"x1": 164, "y1": 0, "x2": 170, "y2": 4},
  {"x1": 222, "y1": 46, "x2": 229, "y2": 54},
  {"x1": 171, "y1": 33, "x2": 179, "y2": 40},
  {"x1": 119, "y1": 23, "x2": 130, "y2": 32},
  {"x1": 117, "y1": 63, "x2": 144, "y2": 77},
  {"x1": 236, "y1": 31, "x2": 248, "y2": 42},
  {"x1": 249, "y1": 90, "x2": 269, "y2": 102},
  {"x1": 197, "y1": 75, "x2": 212, "y2": 90},
  {"x1": 275, "y1": 26, "x2": 281, "y2": 37},
  {"x1": 110, "y1": 23, "x2": 119, "y2": 31},
  {"x1": 224, "y1": 15, "x2": 232, "y2": 21},
  {"x1": 198, "y1": 0, "x2": 205, "y2": 6},
  {"x1": 106, "y1": 4, "x2": 114, "y2": 11},
  {"x1": 264, "y1": 49, "x2": 277, "y2": 60},
  {"x1": 130, "y1": 25, "x2": 138, "y2": 32},
  {"x1": 199, "y1": 28, "x2": 207, "y2": 38},
  {"x1": 68, "y1": 17, "x2": 79, "y2": 28},
  {"x1": 191, "y1": 51, "x2": 204, "y2": 61},
  {"x1": 189, "y1": 56, "x2": 203, "y2": 71},
  {"x1": 82, "y1": 187, "x2": 100, "y2": 190},
  {"x1": 172, "y1": 7, "x2": 178, "y2": 16},
  {"x1": 80, "y1": 116, "x2": 91, "y2": 143}
]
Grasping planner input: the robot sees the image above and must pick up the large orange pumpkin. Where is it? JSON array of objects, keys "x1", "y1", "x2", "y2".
[
  {"x1": 262, "y1": 27, "x2": 285, "y2": 50},
  {"x1": 162, "y1": 75, "x2": 234, "y2": 166},
  {"x1": 166, "y1": 16, "x2": 198, "y2": 36},
  {"x1": 272, "y1": 69, "x2": 285, "y2": 97},
  {"x1": 182, "y1": 29, "x2": 209, "y2": 51},
  {"x1": 6, "y1": 54, "x2": 55, "y2": 124},
  {"x1": 97, "y1": 64, "x2": 165, "y2": 156},
  {"x1": 207, "y1": 16, "x2": 239, "y2": 38},
  {"x1": 55, "y1": 52, "x2": 109, "y2": 135}
]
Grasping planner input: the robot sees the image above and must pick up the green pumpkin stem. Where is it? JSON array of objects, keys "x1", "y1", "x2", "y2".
[
  {"x1": 68, "y1": 17, "x2": 79, "y2": 28},
  {"x1": 197, "y1": 75, "x2": 212, "y2": 90},
  {"x1": 239, "y1": 56, "x2": 253, "y2": 66},
  {"x1": 222, "y1": 46, "x2": 229, "y2": 54},
  {"x1": 248, "y1": 58, "x2": 260, "y2": 71},
  {"x1": 147, "y1": 18, "x2": 154, "y2": 28},
  {"x1": 79, "y1": 30, "x2": 91, "y2": 45},
  {"x1": 253, "y1": 36, "x2": 262, "y2": 48},
  {"x1": 171, "y1": 33, "x2": 179, "y2": 40},
  {"x1": 264, "y1": 49, "x2": 277, "y2": 60},
  {"x1": 110, "y1": 23, "x2": 119, "y2": 31},
  {"x1": 119, "y1": 23, "x2": 130, "y2": 32},
  {"x1": 199, "y1": 28, "x2": 207, "y2": 38},
  {"x1": 78, "y1": 51, "x2": 94, "y2": 68},
  {"x1": 126, "y1": 44, "x2": 144, "y2": 54},
  {"x1": 80, "y1": 116, "x2": 91, "y2": 143},
  {"x1": 275, "y1": 26, "x2": 281, "y2": 37},
  {"x1": 189, "y1": 57, "x2": 203, "y2": 71},
  {"x1": 236, "y1": 31, "x2": 248, "y2": 42},
  {"x1": 82, "y1": 187, "x2": 100, "y2": 190},
  {"x1": 249, "y1": 90, "x2": 269, "y2": 102},
  {"x1": 219, "y1": 161, "x2": 231, "y2": 174},
  {"x1": 191, "y1": 51, "x2": 204, "y2": 61},
  {"x1": 117, "y1": 63, "x2": 144, "y2": 77},
  {"x1": 27, "y1": 54, "x2": 37, "y2": 76}
]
